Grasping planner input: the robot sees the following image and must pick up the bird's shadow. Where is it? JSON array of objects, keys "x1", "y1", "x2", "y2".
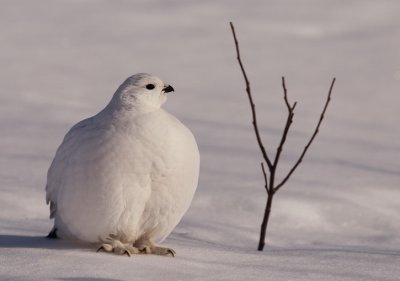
[{"x1": 0, "y1": 234, "x2": 91, "y2": 250}]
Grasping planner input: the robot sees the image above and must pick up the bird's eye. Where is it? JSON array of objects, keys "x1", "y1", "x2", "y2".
[{"x1": 146, "y1": 84, "x2": 155, "y2": 90}]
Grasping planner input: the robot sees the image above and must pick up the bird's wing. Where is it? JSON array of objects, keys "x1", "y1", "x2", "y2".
[{"x1": 45, "y1": 117, "x2": 93, "y2": 218}]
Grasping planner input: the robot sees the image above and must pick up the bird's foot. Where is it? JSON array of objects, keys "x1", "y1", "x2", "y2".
[
  {"x1": 97, "y1": 239, "x2": 139, "y2": 257},
  {"x1": 138, "y1": 245, "x2": 176, "y2": 257}
]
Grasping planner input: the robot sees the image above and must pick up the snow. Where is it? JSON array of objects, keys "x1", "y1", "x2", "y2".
[{"x1": 1, "y1": 0, "x2": 399, "y2": 280}]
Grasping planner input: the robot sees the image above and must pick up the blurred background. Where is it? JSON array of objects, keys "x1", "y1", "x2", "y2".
[{"x1": 0, "y1": 0, "x2": 399, "y2": 251}]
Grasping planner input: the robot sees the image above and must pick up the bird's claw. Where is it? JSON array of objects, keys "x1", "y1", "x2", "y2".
[
  {"x1": 139, "y1": 245, "x2": 176, "y2": 257},
  {"x1": 96, "y1": 241, "x2": 138, "y2": 257}
]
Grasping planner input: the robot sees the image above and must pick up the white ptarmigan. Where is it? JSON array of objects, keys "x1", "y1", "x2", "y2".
[{"x1": 45, "y1": 73, "x2": 200, "y2": 256}]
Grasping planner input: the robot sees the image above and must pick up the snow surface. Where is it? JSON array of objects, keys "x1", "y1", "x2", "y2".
[{"x1": 0, "y1": 0, "x2": 399, "y2": 280}]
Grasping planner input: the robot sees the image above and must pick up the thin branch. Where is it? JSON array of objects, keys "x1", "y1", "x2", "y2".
[
  {"x1": 282, "y1": 77, "x2": 297, "y2": 111},
  {"x1": 274, "y1": 78, "x2": 336, "y2": 192},
  {"x1": 230, "y1": 22, "x2": 335, "y2": 251},
  {"x1": 230, "y1": 22, "x2": 273, "y2": 170},
  {"x1": 282, "y1": 76, "x2": 291, "y2": 111},
  {"x1": 261, "y1": 162, "x2": 270, "y2": 194},
  {"x1": 273, "y1": 112, "x2": 294, "y2": 168},
  {"x1": 272, "y1": 77, "x2": 297, "y2": 169}
]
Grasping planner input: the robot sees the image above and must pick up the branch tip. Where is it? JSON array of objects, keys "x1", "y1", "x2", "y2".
[{"x1": 229, "y1": 21, "x2": 273, "y2": 170}]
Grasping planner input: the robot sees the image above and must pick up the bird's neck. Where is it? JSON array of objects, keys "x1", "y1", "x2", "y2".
[{"x1": 97, "y1": 101, "x2": 161, "y2": 123}]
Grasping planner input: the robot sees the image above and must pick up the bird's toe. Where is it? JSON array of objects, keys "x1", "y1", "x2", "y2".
[
  {"x1": 139, "y1": 245, "x2": 176, "y2": 257},
  {"x1": 96, "y1": 240, "x2": 139, "y2": 257}
]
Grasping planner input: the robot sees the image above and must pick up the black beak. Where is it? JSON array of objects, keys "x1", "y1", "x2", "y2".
[{"x1": 163, "y1": 85, "x2": 174, "y2": 93}]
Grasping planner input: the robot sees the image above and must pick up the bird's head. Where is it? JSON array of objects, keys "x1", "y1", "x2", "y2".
[{"x1": 111, "y1": 73, "x2": 174, "y2": 111}]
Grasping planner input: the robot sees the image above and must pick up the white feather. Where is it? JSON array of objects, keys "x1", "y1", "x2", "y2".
[{"x1": 46, "y1": 73, "x2": 200, "y2": 244}]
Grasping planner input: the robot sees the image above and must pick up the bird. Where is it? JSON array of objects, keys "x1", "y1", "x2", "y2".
[{"x1": 45, "y1": 73, "x2": 200, "y2": 257}]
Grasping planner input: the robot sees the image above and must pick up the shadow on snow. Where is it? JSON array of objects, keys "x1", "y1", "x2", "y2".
[{"x1": 0, "y1": 234, "x2": 91, "y2": 250}]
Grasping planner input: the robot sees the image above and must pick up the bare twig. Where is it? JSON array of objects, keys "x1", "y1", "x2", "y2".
[
  {"x1": 282, "y1": 77, "x2": 298, "y2": 112},
  {"x1": 230, "y1": 22, "x2": 273, "y2": 170},
  {"x1": 273, "y1": 77, "x2": 297, "y2": 170},
  {"x1": 261, "y1": 162, "x2": 269, "y2": 194},
  {"x1": 229, "y1": 21, "x2": 335, "y2": 251},
  {"x1": 274, "y1": 77, "x2": 335, "y2": 192},
  {"x1": 258, "y1": 189, "x2": 273, "y2": 251},
  {"x1": 282, "y1": 76, "x2": 293, "y2": 111}
]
